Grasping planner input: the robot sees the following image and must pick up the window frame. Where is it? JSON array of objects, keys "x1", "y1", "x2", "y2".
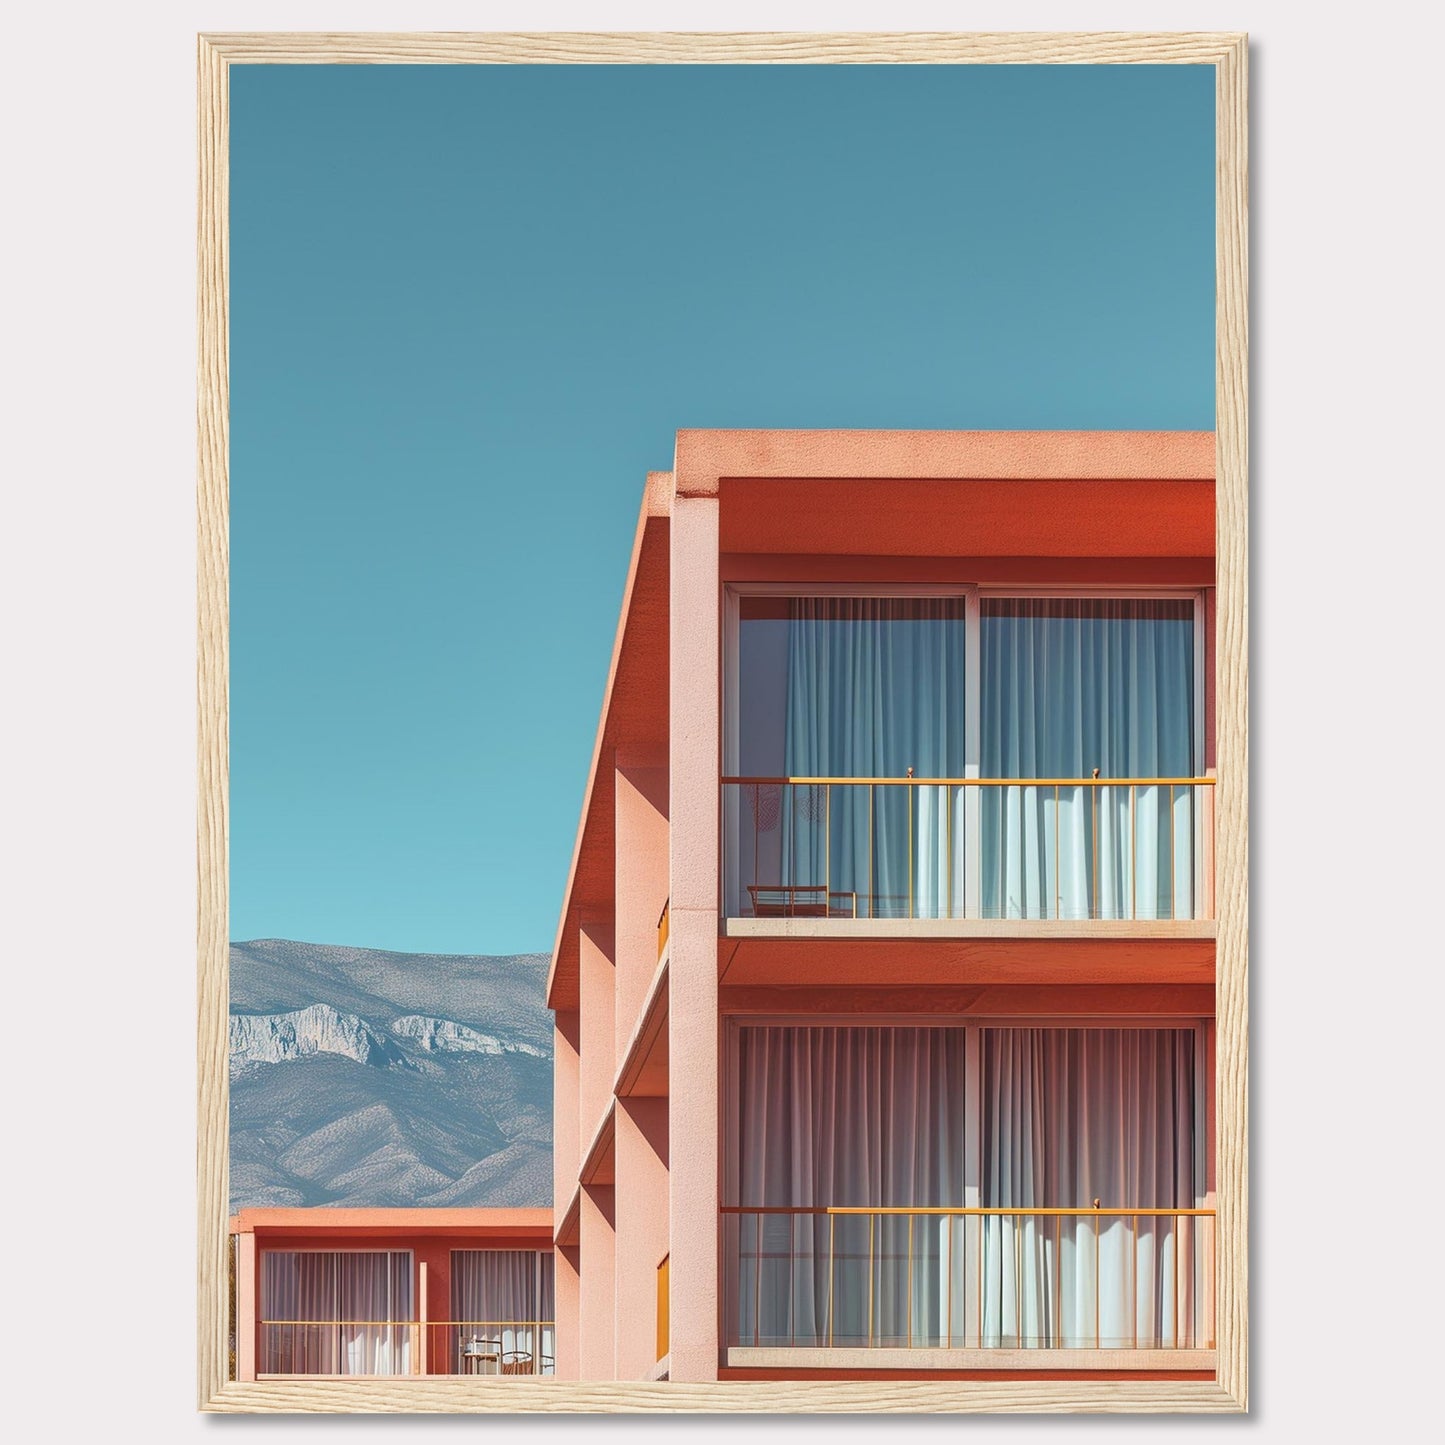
[
  {"x1": 447, "y1": 1247, "x2": 556, "y2": 1376},
  {"x1": 722, "y1": 583, "x2": 1207, "y2": 921},
  {"x1": 721, "y1": 1014, "x2": 1214, "y2": 1354},
  {"x1": 257, "y1": 1246, "x2": 415, "y2": 1378}
]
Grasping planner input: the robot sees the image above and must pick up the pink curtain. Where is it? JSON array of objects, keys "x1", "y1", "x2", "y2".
[
  {"x1": 981, "y1": 1028, "x2": 1200, "y2": 1347},
  {"x1": 728, "y1": 1023, "x2": 1205, "y2": 1352},
  {"x1": 450, "y1": 1250, "x2": 555, "y2": 1374},
  {"x1": 259, "y1": 1250, "x2": 412, "y2": 1375},
  {"x1": 732, "y1": 1025, "x2": 968, "y2": 1346}
]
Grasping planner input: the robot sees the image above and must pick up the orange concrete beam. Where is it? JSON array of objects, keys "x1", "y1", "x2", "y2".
[
  {"x1": 718, "y1": 935, "x2": 1215, "y2": 989},
  {"x1": 232, "y1": 1207, "x2": 553, "y2": 1238},
  {"x1": 719, "y1": 983, "x2": 1215, "y2": 1018},
  {"x1": 721, "y1": 478, "x2": 1213, "y2": 558},
  {"x1": 722, "y1": 554, "x2": 1215, "y2": 586}
]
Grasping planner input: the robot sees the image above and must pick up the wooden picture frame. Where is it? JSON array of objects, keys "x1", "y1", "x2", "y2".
[{"x1": 198, "y1": 30, "x2": 1247, "y2": 1413}]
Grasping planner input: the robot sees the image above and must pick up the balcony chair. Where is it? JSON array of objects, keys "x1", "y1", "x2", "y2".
[{"x1": 747, "y1": 884, "x2": 858, "y2": 918}]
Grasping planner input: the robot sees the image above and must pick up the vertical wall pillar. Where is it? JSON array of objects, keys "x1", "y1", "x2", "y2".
[
  {"x1": 614, "y1": 749, "x2": 671, "y2": 1380},
  {"x1": 578, "y1": 1185, "x2": 617, "y2": 1379},
  {"x1": 668, "y1": 489, "x2": 720, "y2": 1382},
  {"x1": 579, "y1": 921, "x2": 615, "y2": 1151},
  {"x1": 235, "y1": 1229, "x2": 256, "y2": 1382},
  {"x1": 614, "y1": 1097, "x2": 670, "y2": 1379},
  {"x1": 415, "y1": 1241, "x2": 450, "y2": 1375},
  {"x1": 552, "y1": 1007, "x2": 581, "y2": 1378},
  {"x1": 553, "y1": 1011, "x2": 580, "y2": 1227},
  {"x1": 554, "y1": 1244, "x2": 581, "y2": 1380},
  {"x1": 614, "y1": 751, "x2": 669, "y2": 1069},
  {"x1": 577, "y1": 922, "x2": 616, "y2": 1378},
  {"x1": 416, "y1": 1257, "x2": 428, "y2": 1375}
]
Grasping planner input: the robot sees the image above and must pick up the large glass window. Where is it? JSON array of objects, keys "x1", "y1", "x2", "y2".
[
  {"x1": 725, "y1": 1022, "x2": 1209, "y2": 1352},
  {"x1": 980, "y1": 598, "x2": 1196, "y2": 919},
  {"x1": 726, "y1": 591, "x2": 1204, "y2": 921},
  {"x1": 979, "y1": 1027, "x2": 1200, "y2": 1347},
  {"x1": 731, "y1": 1025, "x2": 968, "y2": 1347},
  {"x1": 260, "y1": 1249, "x2": 412, "y2": 1375},
  {"x1": 735, "y1": 596, "x2": 968, "y2": 919},
  {"x1": 449, "y1": 1250, "x2": 556, "y2": 1375}
]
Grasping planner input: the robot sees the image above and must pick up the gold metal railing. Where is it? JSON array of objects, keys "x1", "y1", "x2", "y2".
[
  {"x1": 722, "y1": 775, "x2": 1215, "y2": 922},
  {"x1": 258, "y1": 1319, "x2": 417, "y2": 1376},
  {"x1": 657, "y1": 1254, "x2": 670, "y2": 1361},
  {"x1": 721, "y1": 1205, "x2": 1215, "y2": 1352},
  {"x1": 657, "y1": 898, "x2": 670, "y2": 959},
  {"x1": 257, "y1": 1320, "x2": 555, "y2": 1376}
]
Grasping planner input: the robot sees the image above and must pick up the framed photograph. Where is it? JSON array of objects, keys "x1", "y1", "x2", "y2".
[{"x1": 199, "y1": 31, "x2": 1248, "y2": 1413}]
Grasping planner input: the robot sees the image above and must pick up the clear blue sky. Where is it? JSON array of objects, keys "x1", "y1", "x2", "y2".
[{"x1": 230, "y1": 64, "x2": 1214, "y2": 955}]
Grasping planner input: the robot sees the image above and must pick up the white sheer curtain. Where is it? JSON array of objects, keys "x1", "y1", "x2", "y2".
[
  {"x1": 731, "y1": 1025, "x2": 968, "y2": 1347},
  {"x1": 450, "y1": 1250, "x2": 554, "y2": 1374},
  {"x1": 980, "y1": 1028, "x2": 1199, "y2": 1348},
  {"x1": 260, "y1": 1250, "x2": 412, "y2": 1375},
  {"x1": 783, "y1": 598, "x2": 967, "y2": 919},
  {"x1": 980, "y1": 598, "x2": 1196, "y2": 919}
]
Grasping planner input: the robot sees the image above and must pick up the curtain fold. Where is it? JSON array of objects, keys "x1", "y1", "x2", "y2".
[
  {"x1": 980, "y1": 1028, "x2": 1199, "y2": 1348},
  {"x1": 450, "y1": 1250, "x2": 554, "y2": 1374},
  {"x1": 980, "y1": 598, "x2": 1196, "y2": 919},
  {"x1": 781, "y1": 598, "x2": 967, "y2": 918},
  {"x1": 732, "y1": 1025, "x2": 968, "y2": 1347},
  {"x1": 259, "y1": 1250, "x2": 412, "y2": 1375},
  {"x1": 728, "y1": 1023, "x2": 1204, "y2": 1353}
]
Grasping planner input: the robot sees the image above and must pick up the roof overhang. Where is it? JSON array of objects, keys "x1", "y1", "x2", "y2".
[
  {"x1": 546, "y1": 431, "x2": 1216, "y2": 1013},
  {"x1": 228, "y1": 1207, "x2": 554, "y2": 1240},
  {"x1": 547, "y1": 472, "x2": 671, "y2": 1011}
]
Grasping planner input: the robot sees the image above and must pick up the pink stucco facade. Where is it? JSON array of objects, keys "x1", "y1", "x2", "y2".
[
  {"x1": 547, "y1": 430, "x2": 1220, "y2": 1384},
  {"x1": 230, "y1": 1208, "x2": 554, "y2": 1381}
]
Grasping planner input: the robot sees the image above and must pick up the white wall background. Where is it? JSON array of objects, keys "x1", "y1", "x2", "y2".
[{"x1": 2, "y1": 1, "x2": 1437, "y2": 1437}]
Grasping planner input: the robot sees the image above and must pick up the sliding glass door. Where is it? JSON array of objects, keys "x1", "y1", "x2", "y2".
[
  {"x1": 979, "y1": 1027, "x2": 1201, "y2": 1347},
  {"x1": 733, "y1": 595, "x2": 968, "y2": 920},
  {"x1": 729, "y1": 1024, "x2": 969, "y2": 1347},
  {"x1": 726, "y1": 589, "x2": 1204, "y2": 921},
  {"x1": 449, "y1": 1250, "x2": 556, "y2": 1374},
  {"x1": 259, "y1": 1249, "x2": 413, "y2": 1375},
  {"x1": 980, "y1": 598, "x2": 1197, "y2": 920},
  {"x1": 725, "y1": 1021, "x2": 1210, "y2": 1353}
]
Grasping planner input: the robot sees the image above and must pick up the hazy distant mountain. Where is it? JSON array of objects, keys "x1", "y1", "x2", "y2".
[{"x1": 229, "y1": 940, "x2": 553, "y2": 1212}]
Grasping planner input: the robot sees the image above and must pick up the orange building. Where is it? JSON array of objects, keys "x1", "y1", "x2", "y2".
[
  {"x1": 547, "y1": 429, "x2": 1220, "y2": 1384},
  {"x1": 231, "y1": 1208, "x2": 554, "y2": 1380}
]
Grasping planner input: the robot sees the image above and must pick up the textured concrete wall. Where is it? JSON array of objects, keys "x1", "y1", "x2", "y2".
[{"x1": 668, "y1": 490, "x2": 720, "y2": 1382}]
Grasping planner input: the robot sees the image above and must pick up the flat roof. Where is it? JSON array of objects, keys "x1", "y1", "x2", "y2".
[{"x1": 230, "y1": 1207, "x2": 554, "y2": 1239}]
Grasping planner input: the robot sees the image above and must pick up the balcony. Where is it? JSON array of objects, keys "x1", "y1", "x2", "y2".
[
  {"x1": 723, "y1": 1023, "x2": 1213, "y2": 1371},
  {"x1": 723, "y1": 774, "x2": 1214, "y2": 927},
  {"x1": 723, "y1": 1205, "x2": 1215, "y2": 1369},
  {"x1": 727, "y1": 592, "x2": 1209, "y2": 936},
  {"x1": 254, "y1": 1243, "x2": 556, "y2": 1379},
  {"x1": 258, "y1": 1319, "x2": 556, "y2": 1377}
]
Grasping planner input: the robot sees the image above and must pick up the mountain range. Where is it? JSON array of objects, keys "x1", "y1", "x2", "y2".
[{"x1": 229, "y1": 939, "x2": 553, "y2": 1212}]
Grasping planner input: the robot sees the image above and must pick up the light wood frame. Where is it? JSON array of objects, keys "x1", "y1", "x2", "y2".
[{"x1": 198, "y1": 30, "x2": 1247, "y2": 1413}]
